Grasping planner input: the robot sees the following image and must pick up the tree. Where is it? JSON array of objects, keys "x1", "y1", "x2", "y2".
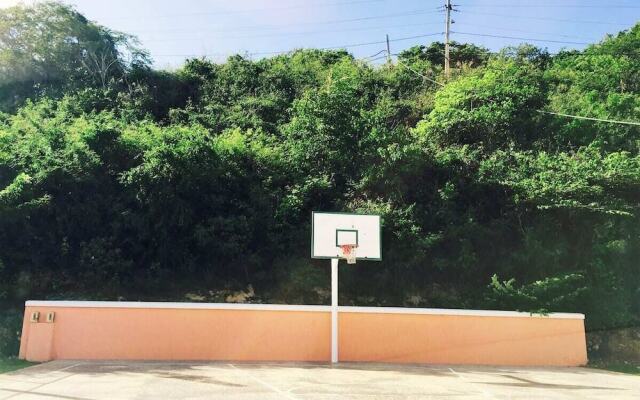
[
  {"x1": 413, "y1": 56, "x2": 546, "y2": 151},
  {"x1": 0, "y1": 2, "x2": 148, "y2": 112},
  {"x1": 545, "y1": 26, "x2": 640, "y2": 152},
  {"x1": 398, "y1": 42, "x2": 490, "y2": 70}
]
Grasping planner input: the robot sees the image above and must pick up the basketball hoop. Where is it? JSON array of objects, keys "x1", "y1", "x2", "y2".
[
  {"x1": 340, "y1": 244, "x2": 357, "y2": 264},
  {"x1": 311, "y1": 212, "x2": 382, "y2": 363}
]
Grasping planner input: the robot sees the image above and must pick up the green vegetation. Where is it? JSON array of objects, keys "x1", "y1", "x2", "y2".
[
  {"x1": 0, "y1": 358, "x2": 35, "y2": 374},
  {"x1": 589, "y1": 362, "x2": 640, "y2": 375},
  {"x1": 1, "y1": 2, "x2": 639, "y2": 357}
]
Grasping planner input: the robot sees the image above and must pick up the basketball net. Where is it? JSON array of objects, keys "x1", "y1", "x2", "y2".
[{"x1": 340, "y1": 244, "x2": 357, "y2": 264}]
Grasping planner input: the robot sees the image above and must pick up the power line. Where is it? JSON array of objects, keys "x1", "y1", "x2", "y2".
[
  {"x1": 140, "y1": 1, "x2": 631, "y2": 63},
  {"x1": 121, "y1": 9, "x2": 443, "y2": 35},
  {"x1": 153, "y1": 53, "x2": 233, "y2": 58},
  {"x1": 460, "y1": 23, "x2": 599, "y2": 42},
  {"x1": 461, "y1": 46, "x2": 640, "y2": 57},
  {"x1": 462, "y1": 11, "x2": 636, "y2": 26},
  {"x1": 365, "y1": 55, "x2": 389, "y2": 63},
  {"x1": 385, "y1": 60, "x2": 640, "y2": 124},
  {"x1": 364, "y1": 49, "x2": 388, "y2": 60},
  {"x1": 141, "y1": 22, "x2": 443, "y2": 43},
  {"x1": 537, "y1": 111, "x2": 640, "y2": 127},
  {"x1": 267, "y1": 8, "x2": 442, "y2": 26},
  {"x1": 150, "y1": 37, "x2": 639, "y2": 60},
  {"x1": 251, "y1": 32, "x2": 444, "y2": 56},
  {"x1": 457, "y1": 3, "x2": 640, "y2": 9},
  {"x1": 100, "y1": 0, "x2": 389, "y2": 20},
  {"x1": 451, "y1": 31, "x2": 591, "y2": 46},
  {"x1": 393, "y1": 55, "x2": 446, "y2": 87},
  {"x1": 551, "y1": 50, "x2": 640, "y2": 57},
  {"x1": 152, "y1": 32, "x2": 444, "y2": 58}
]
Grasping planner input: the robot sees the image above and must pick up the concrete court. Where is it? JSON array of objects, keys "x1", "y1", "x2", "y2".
[{"x1": 1, "y1": 361, "x2": 638, "y2": 400}]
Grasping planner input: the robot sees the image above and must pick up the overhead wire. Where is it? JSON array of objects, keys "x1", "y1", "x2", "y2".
[
  {"x1": 100, "y1": 0, "x2": 389, "y2": 20},
  {"x1": 96, "y1": 0, "x2": 636, "y2": 65},
  {"x1": 141, "y1": 21, "x2": 443, "y2": 43},
  {"x1": 153, "y1": 32, "x2": 443, "y2": 58},
  {"x1": 122, "y1": 9, "x2": 443, "y2": 34},
  {"x1": 456, "y1": 3, "x2": 640, "y2": 9},
  {"x1": 253, "y1": 32, "x2": 444, "y2": 55},
  {"x1": 390, "y1": 52, "x2": 445, "y2": 87},
  {"x1": 141, "y1": 1, "x2": 635, "y2": 67},
  {"x1": 366, "y1": 55, "x2": 389, "y2": 63},
  {"x1": 387, "y1": 59, "x2": 640, "y2": 126},
  {"x1": 451, "y1": 31, "x2": 591, "y2": 46},
  {"x1": 537, "y1": 111, "x2": 640, "y2": 127},
  {"x1": 390, "y1": 56, "x2": 640, "y2": 127},
  {"x1": 459, "y1": 23, "x2": 599, "y2": 41},
  {"x1": 461, "y1": 11, "x2": 635, "y2": 26},
  {"x1": 150, "y1": 8, "x2": 639, "y2": 128},
  {"x1": 363, "y1": 49, "x2": 388, "y2": 59}
]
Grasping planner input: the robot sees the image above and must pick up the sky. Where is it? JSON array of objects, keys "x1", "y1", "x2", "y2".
[{"x1": 2, "y1": 0, "x2": 640, "y2": 69}]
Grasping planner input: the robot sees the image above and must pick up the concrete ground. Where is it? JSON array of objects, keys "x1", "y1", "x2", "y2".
[{"x1": 0, "y1": 361, "x2": 638, "y2": 400}]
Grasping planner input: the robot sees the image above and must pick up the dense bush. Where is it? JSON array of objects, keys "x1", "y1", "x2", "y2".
[{"x1": 0, "y1": 309, "x2": 22, "y2": 357}]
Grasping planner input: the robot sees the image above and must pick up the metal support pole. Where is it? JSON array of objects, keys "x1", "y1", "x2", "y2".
[
  {"x1": 444, "y1": 0, "x2": 452, "y2": 78},
  {"x1": 331, "y1": 257, "x2": 339, "y2": 363},
  {"x1": 386, "y1": 34, "x2": 391, "y2": 63}
]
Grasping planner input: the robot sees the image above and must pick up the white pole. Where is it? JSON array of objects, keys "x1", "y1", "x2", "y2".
[{"x1": 331, "y1": 257, "x2": 339, "y2": 363}]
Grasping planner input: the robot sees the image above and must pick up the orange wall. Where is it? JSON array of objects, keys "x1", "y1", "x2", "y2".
[
  {"x1": 19, "y1": 302, "x2": 587, "y2": 366},
  {"x1": 339, "y1": 311, "x2": 587, "y2": 366},
  {"x1": 20, "y1": 305, "x2": 330, "y2": 362}
]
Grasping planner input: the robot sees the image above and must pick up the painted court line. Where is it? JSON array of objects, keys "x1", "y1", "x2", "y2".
[
  {"x1": 1, "y1": 362, "x2": 83, "y2": 400},
  {"x1": 228, "y1": 363, "x2": 300, "y2": 400}
]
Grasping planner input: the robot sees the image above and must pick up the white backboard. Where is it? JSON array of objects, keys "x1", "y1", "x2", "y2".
[{"x1": 311, "y1": 212, "x2": 382, "y2": 260}]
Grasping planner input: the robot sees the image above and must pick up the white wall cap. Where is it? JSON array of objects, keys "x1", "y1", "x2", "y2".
[{"x1": 25, "y1": 301, "x2": 584, "y2": 319}]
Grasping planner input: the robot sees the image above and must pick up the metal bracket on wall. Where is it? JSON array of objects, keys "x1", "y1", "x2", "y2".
[{"x1": 30, "y1": 311, "x2": 40, "y2": 323}]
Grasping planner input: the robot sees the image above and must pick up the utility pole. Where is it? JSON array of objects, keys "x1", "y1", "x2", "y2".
[
  {"x1": 386, "y1": 34, "x2": 391, "y2": 63},
  {"x1": 444, "y1": 0, "x2": 452, "y2": 78}
]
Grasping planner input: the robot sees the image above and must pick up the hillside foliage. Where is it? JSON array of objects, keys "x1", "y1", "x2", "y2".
[{"x1": 1, "y1": 3, "x2": 640, "y2": 354}]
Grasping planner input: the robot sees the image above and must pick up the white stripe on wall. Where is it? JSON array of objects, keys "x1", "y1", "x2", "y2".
[
  {"x1": 25, "y1": 301, "x2": 330, "y2": 313},
  {"x1": 25, "y1": 301, "x2": 585, "y2": 320},
  {"x1": 339, "y1": 306, "x2": 584, "y2": 320}
]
